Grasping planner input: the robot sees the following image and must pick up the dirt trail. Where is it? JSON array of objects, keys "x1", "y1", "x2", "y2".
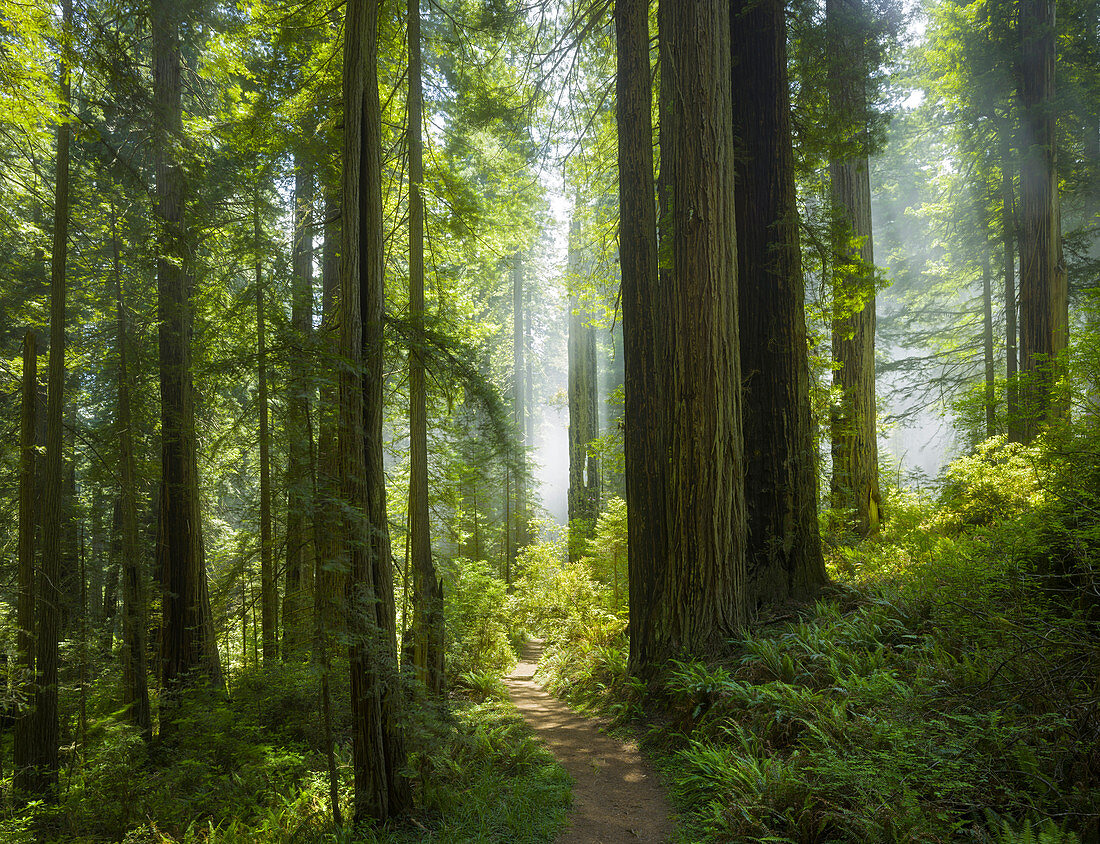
[{"x1": 505, "y1": 639, "x2": 674, "y2": 843}]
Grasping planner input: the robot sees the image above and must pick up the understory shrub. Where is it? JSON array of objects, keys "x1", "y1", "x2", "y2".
[
  {"x1": 660, "y1": 542, "x2": 1100, "y2": 843},
  {"x1": 9, "y1": 663, "x2": 570, "y2": 843},
  {"x1": 441, "y1": 556, "x2": 514, "y2": 678}
]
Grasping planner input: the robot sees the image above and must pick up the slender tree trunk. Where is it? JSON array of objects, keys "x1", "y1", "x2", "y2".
[
  {"x1": 315, "y1": 185, "x2": 344, "y2": 640},
  {"x1": 616, "y1": 0, "x2": 667, "y2": 677},
  {"x1": 512, "y1": 254, "x2": 528, "y2": 554},
  {"x1": 79, "y1": 524, "x2": 87, "y2": 767},
  {"x1": 1017, "y1": 0, "x2": 1061, "y2": 440},
  {"x1": 309, "y1": 193, "x2": 342, "y2": 817},
  {"x1": 503, "y1": 468, "x2": 512, "y2": 584},
  {"x1": 983, "y1": 238, "x2": 996, "y2": 438},
  {"x1": 655, "y1": 0, "x2": 747, "y2": 659},
  {"x1": 28, "y1": 0, "x2": 73, "y2": 794},
  {"x1": 60, "y1": 421, "x2": 79, "y2": 634},
  {"x1": 102, "y1": 501, "x2": 120, "y2": 650},
  {"x1": 567, "y1": 215, "x2": 600, "y2": 560},
  {"x1": 731, "y1": 0, "x2": 825, "y2": 609},
  {"x1": 13, "y1": 331, "x2": 36, "y2": 794},
  {"x1": 88, "y1": 490, "x2": 104, "y2": 626},
  {"x1": 284, "y1": 151, "x2": 315, "y2": 660},
  {"x1": 525, "y1": 299, "x2": 534, "y2": 450},
  {"x1": 341, "y1": 0, "x2": 410, "y2": 821},
  {"x1": 407, "y1": 0, "x2": 443, "y2": 695},
  {"x1": 152, "y1": 0, "x2": 222, "y2": 690},
  {"x1": 257, "y1": 249, "x2": 275, "y2": 663},
  {"x1": 113, "y1": 203, "x2": 151, "y2": 738},
  {"x1": 827, "y1": 0, "x2": 882, "y2": 537},
  {"x1": 1001, "y1": 119, "x2": 1020, "y2": 441}
]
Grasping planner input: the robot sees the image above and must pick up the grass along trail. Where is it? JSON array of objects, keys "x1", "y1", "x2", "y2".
[{"x1": 505, "y1": 639, "x2": 674, "y2": 843}]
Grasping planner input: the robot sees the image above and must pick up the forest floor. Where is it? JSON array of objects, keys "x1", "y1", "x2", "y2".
[{"x1": 505, "y1": 638, "x2": 674, "y2": 843}]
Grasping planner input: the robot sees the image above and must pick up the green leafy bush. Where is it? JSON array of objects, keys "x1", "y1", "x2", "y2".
[
  {"x1": 935, "y1": 436, "x2": 1044, "y2": 531},
  {"x1": 441, "y1": 556, "x2": 514, "y2": 678},
  {"x1": 581, "y1": 497, "x2": 629, "y2": 615},
  {"x1": 509, "y1": 533, "x2": 610, "y2": 643}
]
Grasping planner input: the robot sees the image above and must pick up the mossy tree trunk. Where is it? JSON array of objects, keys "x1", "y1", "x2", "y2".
[{"x1": 826, "y1": 0, "x2": 883, "y2": 537}]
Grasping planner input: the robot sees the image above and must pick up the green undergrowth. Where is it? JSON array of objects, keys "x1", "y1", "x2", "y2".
[
  {"x1": 533, "y1": 434, "x2": 1100, "y2": 843},
  {"x1": 2, "y1": 662, "x2": 569, "y2": 843}
]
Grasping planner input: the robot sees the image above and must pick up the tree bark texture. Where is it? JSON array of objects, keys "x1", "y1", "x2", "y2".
[
  {"x1": 14, "y1": 330, "x2": 36, "y2": 793},
  {"x1": 152, "y1": 0, "x2": 222, "y2": 690},
  {"x1": 340, "y1": 0, "x2": 410, "y2": 821},
  {"x1": 567, "y1": 215, "x2": 601, "y2": 559},
  {"x1": 616, "y1": 0, "x2": 667, "y2": 677},
  {"x1": 284, "y1": 152, "x2": 315, "y2": 660},
  {"x1": 1016, "y1": 0, "x2": 1061, "y2": 440},
  {"x1": 730, "y1": 0, "x2": 825, "y2": 608},
  {"x1": 826, "y1": 0, "x2": 882, "y2": 537},
  {"x1": 29, "y1": 0, "x2": 72, "y2": 793},
  {"x1": 656, "y1": 0, "x2": 747, "y2": 658},
  {"x1": 407, "y1": 0, "x2": 443, "y2": 695},
  {"x1": 113, "y1": 206, "x2": 151, "y2": 738},
  {"x1": 257, "y1": 257, "x2": 275, "y2": 663}
]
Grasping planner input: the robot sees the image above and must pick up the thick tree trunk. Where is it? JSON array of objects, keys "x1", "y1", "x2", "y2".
[
  {"x1": 826, "y1": 0, "x2": 882, "y2": 537},
  {"x1": 567, "y1": 215, "x2": 600, "y2": 560},
  {"x1": 13, "y1": 331, "x2": 36, "y2": 794},
  {"x1": 28, "y1": 0, "x2": 73, "y2": 794},
  {"x1": 616, "y1": 0, "x2": 667, "y2": 677},
  {"x1": 256, "y1": 253, "x2": 275, "y2": 663},
  {"x1": 407, "y1": 0, "x2": 443, "y2": 695},
  {"x1": 152, "y1": 0, "x2": 222, "y2": 691},
  {"x1": 731, "y1": 0, "x2": 825, "y2": 609},
  {"x1": 341, "y1": 0, "x2": 409, "y2": 822},
  {"x1": 283, "y1": 152, "x2": 314, "y2": 660},
  {"x1": 113, "y1": 205, "x2": 151, "y2": 738},
  {"x1": 1016, "y1": 0, "x2": 1061, "y2": 440},
  {"x1": 655, "y1": 0, "x2": 747, "y2": 659}
]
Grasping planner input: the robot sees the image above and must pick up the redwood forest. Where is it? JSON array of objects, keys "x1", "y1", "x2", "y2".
[{"x1": 0, "y1": 0, "x2": 1099, "y2": 841}]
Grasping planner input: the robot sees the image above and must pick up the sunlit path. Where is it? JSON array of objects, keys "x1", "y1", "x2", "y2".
[{"x1": 505, "y1": 639, "x2": 674, "y2": 844}]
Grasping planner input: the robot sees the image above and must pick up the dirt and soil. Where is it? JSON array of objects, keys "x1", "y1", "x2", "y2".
[{"x1": 504, "y1": 639, "x2": 675, "y2": 843}]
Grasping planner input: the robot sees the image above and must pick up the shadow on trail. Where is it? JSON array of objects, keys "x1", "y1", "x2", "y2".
[{"x1": 504, "y1": 639, "x2": 674, "y2": 843}]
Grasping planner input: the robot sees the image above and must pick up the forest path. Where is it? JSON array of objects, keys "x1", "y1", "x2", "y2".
[{"x1": 505, "y1": 638, "x2": 674, "y2": 843}]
